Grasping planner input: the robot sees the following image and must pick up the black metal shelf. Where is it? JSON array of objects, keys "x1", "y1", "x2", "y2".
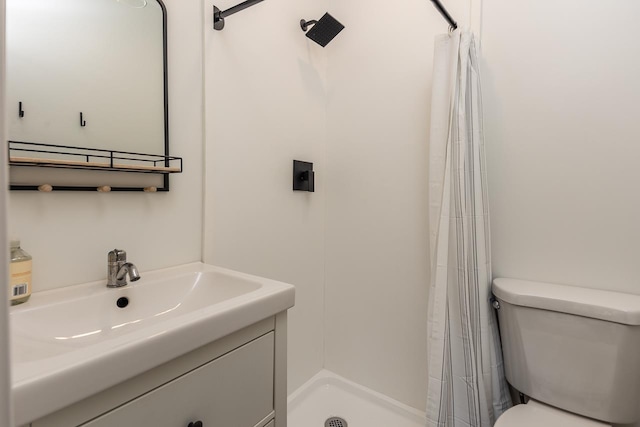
[
  {"x1": 9, "y1": 141, "x2": 182, "y2": 173},
  {"x1": 8, "y1": 141, "x2": 182, "y2": 192}
]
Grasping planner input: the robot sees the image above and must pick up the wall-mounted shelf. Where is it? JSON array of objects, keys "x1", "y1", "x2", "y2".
[
  {"x1": 10, "y1": 156, "x2": 181, "y2": 173},
  {"x1": 8, "y1": 141, "x2": 182, "y2": 192}
]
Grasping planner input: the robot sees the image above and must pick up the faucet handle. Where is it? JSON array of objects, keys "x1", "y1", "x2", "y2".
[{"x1": 108, "y1": 249, "x2": 127, "y2": 263}]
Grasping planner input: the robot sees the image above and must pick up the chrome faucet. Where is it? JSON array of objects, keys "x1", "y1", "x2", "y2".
[{"x1": 107, "y1": 249, "x2": 141, "y2": 288}]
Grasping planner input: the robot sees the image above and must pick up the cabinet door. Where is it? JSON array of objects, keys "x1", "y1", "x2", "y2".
[{"x1": 82, "y1": 332, "x2": 274, "y2": 427}]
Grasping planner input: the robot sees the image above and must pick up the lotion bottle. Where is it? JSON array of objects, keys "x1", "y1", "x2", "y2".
[{"x1": 10, "y1": 239, "x2": 32, "y2": 305}]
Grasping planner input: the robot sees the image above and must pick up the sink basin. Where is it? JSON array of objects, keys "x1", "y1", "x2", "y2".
[
  {"x1": 10, "y1": 262, "x2": 295, "y2": 425},
  {"x1": 13, "y1": 270, "x2": 261, "y2": 357}
]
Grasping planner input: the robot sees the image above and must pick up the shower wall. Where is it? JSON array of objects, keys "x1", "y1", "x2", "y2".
[
  {"x1": 324, "y1": 0, "x2": 472, "y2": 411},
  {"x1": 202, "y1": 0, "x2": 329, "y2": 393},
  {"x1": 202, "y1": 0, "x2": 478, "y2": 411}
]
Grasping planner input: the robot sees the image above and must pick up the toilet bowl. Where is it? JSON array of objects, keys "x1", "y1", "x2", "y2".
[
  {"x1": 492, "y1": 278, "x2": 640, "y2": 426},
  {"x1": 495, "y1": 399, "x2": 609, "y2": 427}
]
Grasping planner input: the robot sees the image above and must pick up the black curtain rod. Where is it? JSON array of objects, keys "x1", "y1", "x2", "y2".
[
  {"x1": 213, "y1": 0, "x2": 265, "y2": 30},
  {"x1": 218, "y1": 0, "x2": 264, "y2": 19},
  {"x1": 430, "y1": 0, "x2": 458, "y2": 30}
]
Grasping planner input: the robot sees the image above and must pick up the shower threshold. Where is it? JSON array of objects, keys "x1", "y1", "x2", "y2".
[{"x1": 288, "y1": 370, "x2": 425, "y2": 427}]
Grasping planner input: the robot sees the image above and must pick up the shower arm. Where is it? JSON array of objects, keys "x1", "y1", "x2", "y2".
[
  {"x1": 300, "y1": 19, "x2": 317, "y2": 32},
  {"x1": 213, "y1": 0, "x2": 265, "y2": 30}
]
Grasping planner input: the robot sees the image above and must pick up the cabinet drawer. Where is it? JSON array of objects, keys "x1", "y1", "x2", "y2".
[{"x1": 82, "y1": 332, "x2": 274, "y2": 427}]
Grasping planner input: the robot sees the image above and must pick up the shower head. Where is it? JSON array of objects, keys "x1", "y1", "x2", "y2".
[{"x1": 300, "y1": 13, "x2": 344, "y2": 47}]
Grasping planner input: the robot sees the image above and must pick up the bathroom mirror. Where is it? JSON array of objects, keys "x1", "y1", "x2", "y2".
[{"x1": 6, "y1": 0, "x2": 177, "y2": 191}]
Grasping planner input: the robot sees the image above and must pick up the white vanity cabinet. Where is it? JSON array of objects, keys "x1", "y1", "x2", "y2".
[{"x1": 29, "y1": 314, "x2": 287, "y2": 427}]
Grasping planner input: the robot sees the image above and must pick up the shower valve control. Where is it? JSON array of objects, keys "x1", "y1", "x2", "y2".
[{"x1": 293, "y1": 160, "x2": 315, "y2": 192}]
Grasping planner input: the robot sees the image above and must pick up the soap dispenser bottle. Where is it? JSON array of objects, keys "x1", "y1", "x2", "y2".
[{"x1": 9, "y1": 239, "x2": 32, "y2": 305}]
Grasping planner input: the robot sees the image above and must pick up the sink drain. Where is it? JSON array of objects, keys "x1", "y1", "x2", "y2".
[
  {"x1": 116, "y1": 297, "x2": 129, "y2": 308},
  {"x1": 325, "y1": 417, "x2": 348, "y2": 427}
]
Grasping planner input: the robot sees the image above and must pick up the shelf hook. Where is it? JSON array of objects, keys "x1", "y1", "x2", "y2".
[
  {"x1": 19, "y1": 102, "x2": 24, "y2": 118},
  {"x1": 80, "y1": 112, "x2": 87, "y2": 127}
]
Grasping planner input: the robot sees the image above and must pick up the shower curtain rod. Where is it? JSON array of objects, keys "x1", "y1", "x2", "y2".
[
  {"x1": 430, "y1": 0, "x2": 458, "y2": 30},
  {"x1": 213, "y1": 0, "x2": 265, "y2": 30}
]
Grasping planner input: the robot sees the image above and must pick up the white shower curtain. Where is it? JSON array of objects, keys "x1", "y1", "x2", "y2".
[{"x1": 425, "y1": 31, "x2": 512, "y2": 427}]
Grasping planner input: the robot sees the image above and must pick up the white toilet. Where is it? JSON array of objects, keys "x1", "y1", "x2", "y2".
[{"x1": 492, "y1": 278, "x2": 640, "y2": 427}]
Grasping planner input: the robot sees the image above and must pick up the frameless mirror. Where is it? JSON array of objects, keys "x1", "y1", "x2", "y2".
[{"x1": 6, "y1": 0, "x2": 177, "y2": 191}]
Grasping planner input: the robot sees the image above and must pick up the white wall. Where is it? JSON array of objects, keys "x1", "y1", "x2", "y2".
[
  {"x1": 481, "y1": 0, "x2": 640, "y2": 295},
  {"x1": 1, "y1": 0, "x2": 14, "y2": 424},
  {"x1": 323, "y1": 0, "x2": 470, "y2": 411},
  {"x1": 6, "y1": 0, "x2": 203, "y2": 292},
  {"x1": 481, "y1": 1, "x2": 640, "y2": 425},
  {"x1": 202, "y1": 0, "x2": 328, "y2": 393}
]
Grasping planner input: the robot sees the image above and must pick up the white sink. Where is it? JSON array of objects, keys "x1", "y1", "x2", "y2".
[{"x1": 10, "y1": 262, "x2": 295, "y2": 425}]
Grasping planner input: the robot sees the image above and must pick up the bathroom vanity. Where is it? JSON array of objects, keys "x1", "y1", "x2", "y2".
[
  {"x1": 11, "y1": 263, "x2": 294, "y2": 427},
  {"x1": 29, "y1": 316, "x2": 285, "y2": 427}
]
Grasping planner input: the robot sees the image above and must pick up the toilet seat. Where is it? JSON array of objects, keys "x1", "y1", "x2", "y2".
[{"x1": 495, "y1": 399, "x2": 611, "y2": 427}]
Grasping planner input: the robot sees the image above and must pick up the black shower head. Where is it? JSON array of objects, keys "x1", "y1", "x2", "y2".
[{"x1": 300, "y1": 13, "x2": 344, "y2": 47}]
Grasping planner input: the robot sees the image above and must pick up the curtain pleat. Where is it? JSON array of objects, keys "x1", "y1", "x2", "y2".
[{"x1": 426, "y1": 31, "x2": 512, "y2": 427}]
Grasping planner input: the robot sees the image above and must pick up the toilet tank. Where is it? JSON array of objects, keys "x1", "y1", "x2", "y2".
[{"x1": 493, "y1": 278, "x2": 640, "y2": 424}]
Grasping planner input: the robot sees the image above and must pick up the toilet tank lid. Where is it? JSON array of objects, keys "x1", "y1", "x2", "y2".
[{"x1": 492, "y1": 278, "x2": 640, "y2": 325}]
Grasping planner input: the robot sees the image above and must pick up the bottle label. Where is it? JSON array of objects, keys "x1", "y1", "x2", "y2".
[{"x1": 10, "y1": 260, "x2": 32, "y2": 301}]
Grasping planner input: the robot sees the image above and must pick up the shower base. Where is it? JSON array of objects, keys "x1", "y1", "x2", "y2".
[{"x1": 287, "y1": 370, "x2": 425, "y2": 427}]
